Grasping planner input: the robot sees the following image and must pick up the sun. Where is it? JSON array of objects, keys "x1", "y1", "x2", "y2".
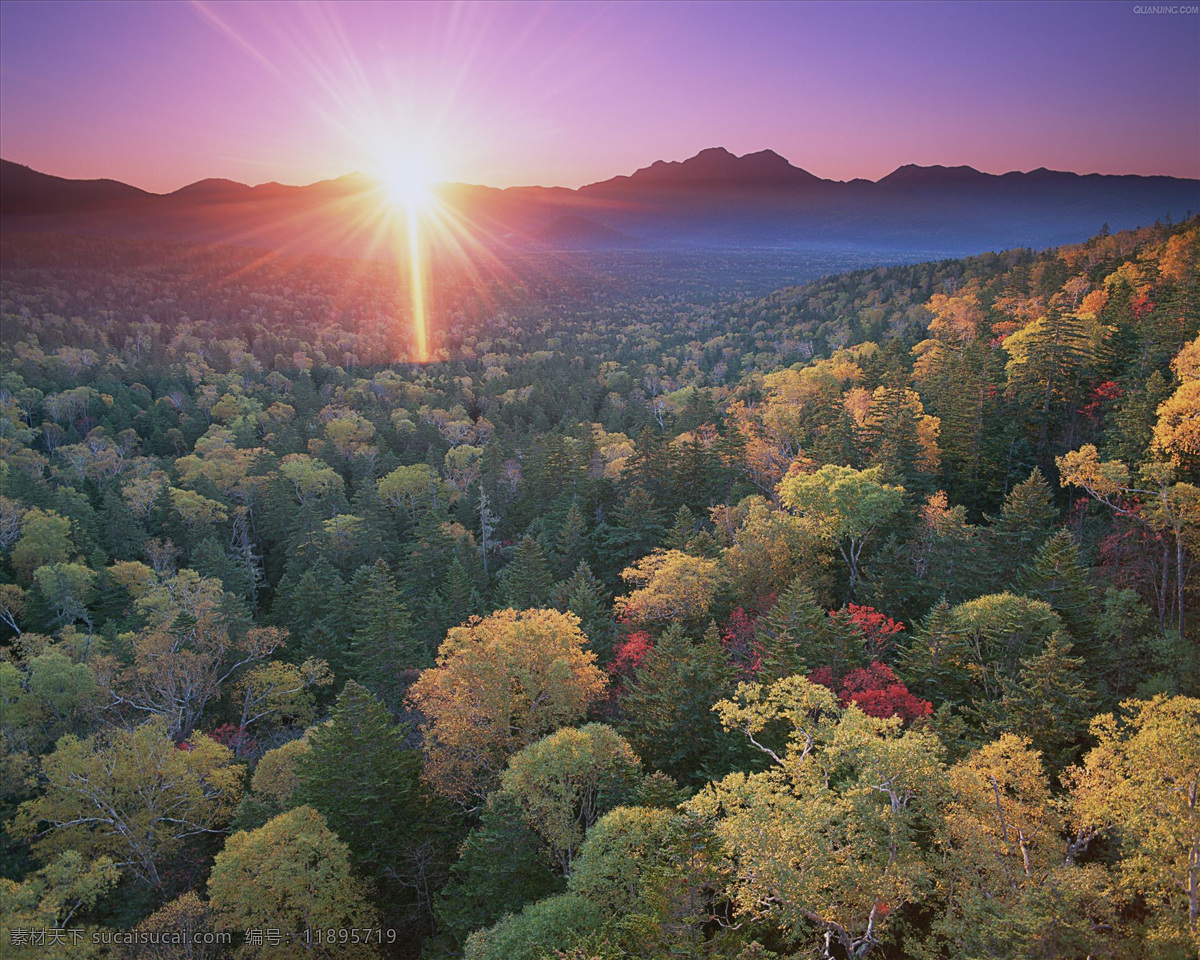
[{"x1": 376, "y1": 150, "x2": 436, "y2": 211}]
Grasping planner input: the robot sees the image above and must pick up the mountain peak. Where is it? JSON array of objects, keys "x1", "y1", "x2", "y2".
[
  {"x1": 588, "y1": 147, "x2": 822, "y2": 189},
  {"x1": 878, "y1": 163, "x2": 989, "y2": 186}
]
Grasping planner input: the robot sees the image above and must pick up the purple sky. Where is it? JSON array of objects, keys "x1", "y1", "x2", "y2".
[{"x1": 1, "y1": 0, "x2": 1197, "y2": 192}]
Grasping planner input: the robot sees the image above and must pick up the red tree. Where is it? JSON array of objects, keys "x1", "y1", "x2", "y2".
[{"x1": 809, "y1": 661, "x2": 932, "y2": 723}]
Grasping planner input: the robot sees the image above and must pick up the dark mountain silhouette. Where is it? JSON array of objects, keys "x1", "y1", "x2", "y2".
[
  {"x1": 585, "y1": 147, "x2": 822, "y2": 189},
  {"x1": 2, "y1": 150, "x2": 1196, "y2": 257},
  {"x1": 0, "y1": 160, "x2": 151, "y2": 214}
]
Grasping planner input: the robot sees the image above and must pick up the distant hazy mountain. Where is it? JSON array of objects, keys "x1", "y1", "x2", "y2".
[{"x1": 2, "y1": 150, "x2": 1196, "y2": 257}]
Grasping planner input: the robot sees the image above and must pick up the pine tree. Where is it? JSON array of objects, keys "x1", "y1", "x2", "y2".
[
  {"x1": 898, "y1": 599, "x2": 973, "y2": 706},
  {"x1": 624, "y1": 427, "x2": 672, "y2": 504},
  {"x1": 191, "y1": 536, "x2": 252, "y2": 600},
  {"x1": 670, "y1": 434, "x2": 723, "y2": 512},
  {"x1": 752, "y1": 577, "x2": 861, "y2": 681},
  {"x1": 274, "y1": 557, "x2": 349, "y2": 675},
  {"x1": 1004, "y1": 310, "x2": 1095, "y2": 460},
  {"x1": 987, "y1": 468, "x2": 1057, "y2": 584},
  {"x1": 617, "y1": 623, "x2": 733, "y2": 787},
  {"x1": 101, "y1": 487, "x2": 143, "y2": 561},
  {"x1": 551, "y1": 500, "x2": 587, "y2": 579},
  {"x1": 1017, "y1": 529, "x2": 1096, "y2": 642},
  {"x1": 984, "y1": 634, "x2": 1096, "y2": 772},
  {"x1": 441, "y1": 557, "x2": 484, "y2": 628},
  {"x1": 665, "y1": 505, "x2": 698, "y2": 552},
  {"x1": 595, "y1": 486, "x2": 665, "y2": 583},
  {"x1": 500, "y1": 536, "x2": 553, "y2": 610},
  {"x1": 551, "y1": 561, "x2": 613, "y2": 662},
  {"x1": 296, "y1": 681, "x2": 453, "y2": 932},
  {"x1": 348, "y1": 560, "x2": 423, "y2": 708}
]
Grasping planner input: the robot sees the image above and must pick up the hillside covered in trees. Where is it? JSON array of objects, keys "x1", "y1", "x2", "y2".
[{"x1": 1, "y1": 218, "x2": 1198, "y2": 959}]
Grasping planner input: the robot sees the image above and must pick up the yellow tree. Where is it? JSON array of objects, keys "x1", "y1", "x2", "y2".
[
  {"x1": 208, "y1": 806, "x2": 379, "y2": 959},
  {"x1": 407, "y1": 608, "x2": 607, "y2": 809},
  {"x1": 614, "y1": 549, "x2": 723, "y2": 626},
  {"x1": 12, "y1": 719, "x2": 243, "y2": 889},
  {"x1": 1068, "y1": 695, "x2": 1200, "y2": 955},
  {"x1": 0, "y1": 852, "x2": 119, "y2": 960},
  {"x1": 691, "y1": 675, "x2": 944, "y2": 958},
  {"x1": 933, "y1": 735, "x2": 1115, "y2": 959},
  {"x1": 97, "y1": 570, "x2": 287, "y2": 737},
  {"x1": 1153, "y1": 334, "x2": 1200, "y2": 472}
]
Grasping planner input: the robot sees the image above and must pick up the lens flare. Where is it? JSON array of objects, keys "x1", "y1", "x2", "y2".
[{"x1": 374, "y1": 150, "x2": 437, "y2": 363}]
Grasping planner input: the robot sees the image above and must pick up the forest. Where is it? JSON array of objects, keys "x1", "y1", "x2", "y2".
[{"x1": 0, "y1": 216, "x2": 1197, "y2": 960}]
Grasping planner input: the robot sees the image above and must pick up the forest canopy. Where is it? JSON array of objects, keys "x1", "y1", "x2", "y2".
[{"x1": 1, "y1": 217, "x2": 1198, "y2": 958}]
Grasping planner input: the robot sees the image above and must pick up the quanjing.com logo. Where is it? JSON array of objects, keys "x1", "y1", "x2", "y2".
[{"x1": 1132, "y1": 4, "x2": 1199, "y2": 12}]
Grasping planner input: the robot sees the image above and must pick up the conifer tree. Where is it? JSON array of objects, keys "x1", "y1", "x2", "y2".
[
  {"x1": 664, "y1": 504, "x2": 698, "y2": 552},
  {"x1": 985, "y1": 635, "x2": 1097, "y2": 772},
  {"x1": 617, "y1": 623, "x2": 733, "y2": 786},
  {"x1": 753, "y1": 577, "x2": 826, "y2": 680},
  {"x1": 296, "y1": 681, "x2": 452, "y2": 932},
  {"x1": 500, "y1": 536, "x2": 553, "y2": 610},
  {"x1": 988, "y1": 468, "x2": 1057, "y2": 583},
  {"x1": 441, "y1": 557, "x2": 484, "y2": 627},
  {"x1": 595, "y1": 486, "x2": 665, "y2": 583},
  {"x1": 274, "y1": 557, "x2": 348, "y2": 674},
  {"x1": 551, "y1": 500, "x2": 587, "y2": 579},
  {"x1": 348, "y1": 560, "x2": 423, "y2": 706},
  {"x1": 551, "y1": 561, "x2": 613, "y2": 662},
  {"x1": 1017, "y1": 529, "x2": 1096, "y2": 642}
]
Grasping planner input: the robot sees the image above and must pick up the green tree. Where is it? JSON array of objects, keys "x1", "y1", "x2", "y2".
[
  {"x1": 552, "y1": 561, "x2": 614, "y2": 662},
  {"x1": 295, "y1": 681, "x2": 452, "y2": 931},
  {"x1": 347, "y1": 560, "x2": 423, "y2": 705},
  {"x1": 11, "y1": 508, "x2": 73, "y2": 582},
  {"x1": 984, "y1": 635, "x2": 1097, "y2": 771},
  {"x1": 987, "y1": 468, "x2": 1058, "y2": 584},
  {"x1": 617, "y1": 623, "x2": 733, "y2": 787},
  {"x1": 778, "y1": 464, "x2": 905, "y2": 600},
  {"x1": 12, "y1": 719, "x2": 243, "y2": 889},
  {"x1": 208, "y1": 806, "x2": 379, "y2": 959},
  {"x1": 597, "y1": 486, "x2": 665, "y2": 583},
  {"x1": 434, "y1": 791, "x2": 564, "y2": 950},
  {"x1": 500, "y1": 536, "x2": 554, "y2": 610},
  {"x1": 1017, "y1": 529, "x2": 1096, "y2": 641}
]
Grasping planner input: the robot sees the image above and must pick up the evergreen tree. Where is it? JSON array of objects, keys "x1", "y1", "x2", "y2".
[
  {"x1": 499, "y1": 536, "x2": 553, "y2": 610},
  {"x1": 348, "y1": 560, "x2": 423, "y2": 708},
  {"x1": 273, "y1": 557, "x2": 348, "y2": 675},
  {"x1": 101, "y1": 487, "x2": 143, "y2": 561},
  {"x1": 551, "y1": 500, "x2": 587, "y2": 579},
  {"x1": 664, "y1": 504, "x2": 698, "y2": 552},
  {"x1": 551, "y1": 561, "x2": 613, "y2": 662},
  {"x1": 984, "y1": 635, "x2": 1096, "y2": 773},
  {"x1": 1017, "y1": 529, "x2": 1096, "y2": 642},
  {"x1": 617, "y1": 623, "x2": 733, "y2": 786},
  {"x1": 753, "y1": 577, "x2": 862, "y2": 681},
  {"x1": 987, "y1": 468, "x2": 1057, "y2": 583},
  {"x1": 441, "y1": 557, "x2": 484, "y2": 628},
  {"x1": 191, "y1": 536, "x2": 253, "y2": 601},
  {"x1": 296, "y1": 681, "x2": 454, "y2": 934},
  {"x1": 595, "y1": 486, "x2": 665, "y2": 583},
  {"x1": 434, "y1": 792, "x2": 563, "y2": 950},
  {"x1": 623, "y1": 427, "x2": 671, "y2": 504}
]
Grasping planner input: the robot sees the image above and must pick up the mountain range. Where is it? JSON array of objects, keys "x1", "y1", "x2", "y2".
[{"x1": 2, "y1": 148, "x2": 1197, "y2": 258}]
